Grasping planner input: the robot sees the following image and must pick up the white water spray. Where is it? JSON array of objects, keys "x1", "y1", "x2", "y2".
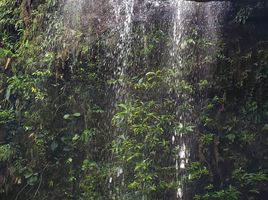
[{"x1": 59, "y1": 0, "x2": 229, "y2": 199}]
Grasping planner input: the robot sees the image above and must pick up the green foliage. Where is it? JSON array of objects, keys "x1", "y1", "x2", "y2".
[
  {"x1": 199, "y1": 133, "x2": 214, "y2": 145},
  {"x1": 0, "y1": 1, "x2": 268, "y2": 200},
  {"x1": 0, "y1": 0, "x2": 23, "y2": 48},
  {"x1": 0, "y1": 109, "x2": 14, "y2": 124},
  {"x1": 193, "y1": 4, "x2": 268, "y2": 199},
  {"x1": 187, "y1": 162, "x2": 209, "y2": 181},
  {"x1": 63, "y1": 112, "x2": 81, "y2": 120},
  {"x1": 232, "y1": 168, "x2": 268, "y2": 194},
  {"x1": 194, "y1": 186, "x2": 240, "y2": 200},
  {"x1": 234, "y1": 6, "x2": 252, "y2": 24},
  {"x1": 0, "y1": 144, "x2": 13, "y2": 161},
  {"x1": 112, "y1": 100, "x2": 174, "y2": 195}
]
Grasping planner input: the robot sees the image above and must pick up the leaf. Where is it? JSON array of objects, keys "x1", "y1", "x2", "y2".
[
  {"x1": 226, "y1": 133, "x2": 236, "y2": 142},
  {"x1": 27, "y1": 176, "x2": 38, "y2": 186},
  {"x1": 262, "y1": 124, "x2": 268, "y2": 131},
  {"x1": 72, "y1": 134, "x2": 80, "y2": 141},
  {"x1": 51, "y1": 141, "x2": 58, "y2": 151},
  {"x1": 82, "y1": 159, "x2": 98, "y2": 171},
  {"x1": 63, "y1": 147, "x2": 71, "y2": 152},
  {"x1": 249, "y1": 189, "x2": 260, "y2": 194},
  {"x1": 146, "y1": 72, "x2": 156, "y2": 77},
  {"x1": 0, "y1": 48, "x2": 12, "y2": 58},
  {"x1": 73, "y1": 112, "x2": 81, "y2": 117},
  {"x1": 24, "y1": 171, "x2": 33, "y2": 179},
  {"x1": 118, "y1": 104, "x2": 127, "y2": 111},
  {"x1": 80, "y1": 129, "x2": 95, "y2": 143},
  {"x1": 63, "y1": 114, "x2": 71, "y2": 119},
  {"x1": 5, "y1": 86, "x2": 11, "y2": 101},
  {"x1": 67, "y1": 158, "x2": 73, "y2": 164}
]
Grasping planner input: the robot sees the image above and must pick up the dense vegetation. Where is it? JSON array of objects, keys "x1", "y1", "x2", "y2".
[{"x1": 0, "y1": 0, "x2": 268, "y2": 199}]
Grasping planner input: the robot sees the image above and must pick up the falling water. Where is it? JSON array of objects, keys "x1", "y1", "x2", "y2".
[
  {"x1": 169, "y1": 1, "x2": 230, "y2": 199},
  {"x1": 109, "y1": 0, "x2": 135, "y2": 103},
  {"x1": 55, "y1": 0, "x2": 230, "y2": 199}
]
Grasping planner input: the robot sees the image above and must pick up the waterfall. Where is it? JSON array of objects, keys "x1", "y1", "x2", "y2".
[{"x1": 57, "y1": 0, "x2": 229, "y2": 199}]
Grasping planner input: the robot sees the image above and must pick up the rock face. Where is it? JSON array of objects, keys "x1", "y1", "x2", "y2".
[
  {"x1": 62, "y1": 0, "x2": 112, "y2": 35},
  {"x1": 61, "y1": 0, "x2": 173, "y2": 35}
]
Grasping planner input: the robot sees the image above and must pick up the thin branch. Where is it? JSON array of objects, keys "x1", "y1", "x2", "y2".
[
  {"x1": 32, "y1": 164, "x2": 49, "y2": 199},
  {"x1": 15, "y1": 184, "x2": 28, "y2": 200}
]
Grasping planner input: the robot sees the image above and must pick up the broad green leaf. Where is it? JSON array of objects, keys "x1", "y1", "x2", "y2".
[
  {"x1": 73, "y1": 112, "x2": 81, "y2": 117},
  {"x1": 63, "y1": 114, "x2": 71, "y2": 119}
]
